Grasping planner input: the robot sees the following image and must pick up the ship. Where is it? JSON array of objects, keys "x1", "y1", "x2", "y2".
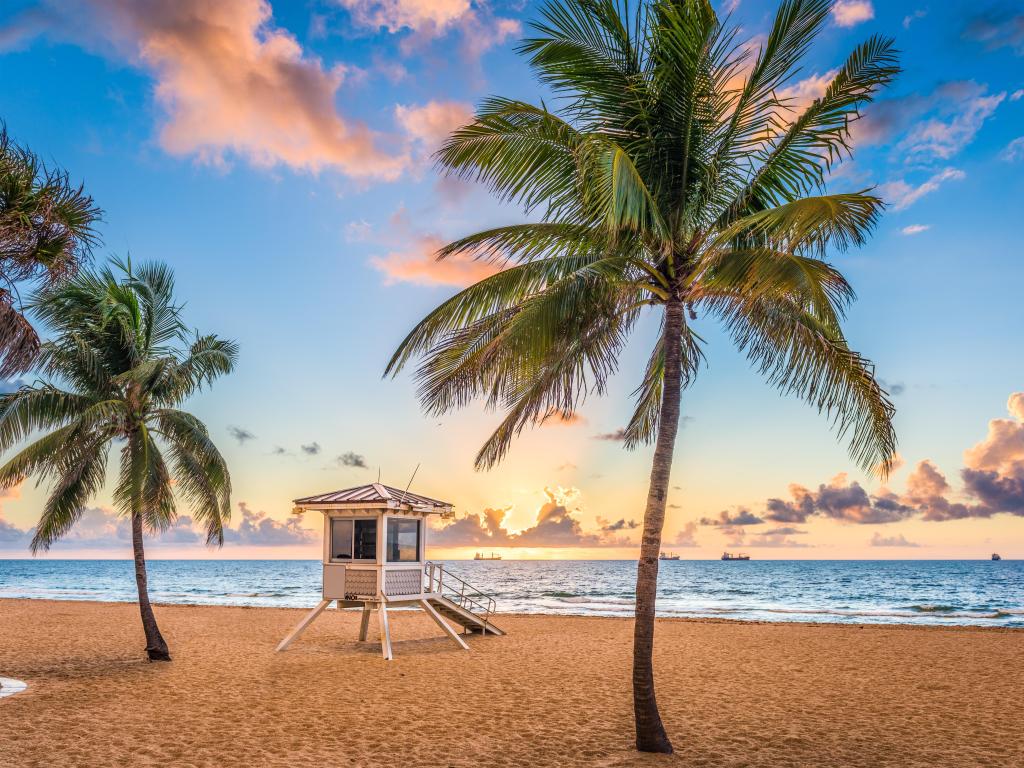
[
  {"x1": 473, "y1": 552, "x2": 502, "y2": 561},
  {"x1": 659, "y1": 552, "x2": 680, "y2": 560},
  {"x1": 992, "y1": 553, "x2": 1002, "y2": 561},
  {"x1": 721, "y1": 552, "x2": 751, "y2": 561}
]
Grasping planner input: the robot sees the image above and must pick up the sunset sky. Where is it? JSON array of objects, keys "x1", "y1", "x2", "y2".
[{"x1": 0, "y1": 0, "x2": 1022, "y2": 560}]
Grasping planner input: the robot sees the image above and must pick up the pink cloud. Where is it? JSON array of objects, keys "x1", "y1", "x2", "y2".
[
  {"x1": 337, "y1": 0, "x2": 519, "y2": 61},
  {"x1": 963, "y1": 393, "x2": 1024, "y2": 474},
  {"x1": 431, "y1": 487, "x2": 633, "y2": 548},
  {"x1": 831, "y1": 1, "x2": 874, "y2": 28},
  {"x1": 370, "y1": 232, "x2": 500, "y2": 287},
  {"x1": 778, "y1": 69, "x2": 838, "y2": 113},
  {"x1": 753, "y1": 392, "x2": 1024, "y2": 524},
  {"x1": 395, "y1": 100, "x2": 474, "y2": 155},
  {"x1": 337, "y1": 0, "x2": 471, "y2": 34},
  {"x1": 37, "y1": 0, "x2": 407, "y2": 178}
]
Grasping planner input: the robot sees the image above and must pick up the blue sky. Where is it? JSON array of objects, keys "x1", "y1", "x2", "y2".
[{"x1": 0, "y1": 0, "x2": 1022, "y2": 558}]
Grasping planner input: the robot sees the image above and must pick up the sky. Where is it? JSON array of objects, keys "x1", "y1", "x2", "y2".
[{"x1": 0, "y1": 0, "x2": 1022, "y2": 560}]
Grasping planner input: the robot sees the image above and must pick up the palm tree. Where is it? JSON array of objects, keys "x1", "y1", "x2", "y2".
[
  {"x1": 386, "y1": 0, "x2": 899, "y2": 753},
  {"x1": 1, "y1": 126, "x2": 101, "y2": 378},
  {"x1": 0, "y1": 258, "x2": 237, "y2": 661}
]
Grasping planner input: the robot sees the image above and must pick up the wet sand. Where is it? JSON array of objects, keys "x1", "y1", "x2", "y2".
[{"x1": 1, "y1": 598, "x2": 1021, "y2": 767}]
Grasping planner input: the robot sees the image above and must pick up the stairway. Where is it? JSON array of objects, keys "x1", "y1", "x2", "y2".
[
  {"x1": 423, "y1": 562, "x2": 505, "y2": 636},
  {"x1": 427, "y1": 594, "x2": 506, "y2": 635}
]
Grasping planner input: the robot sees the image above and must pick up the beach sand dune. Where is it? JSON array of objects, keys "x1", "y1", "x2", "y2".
[{"x1": 1, "y1": 599, "x2": 1021, "y2": 767}]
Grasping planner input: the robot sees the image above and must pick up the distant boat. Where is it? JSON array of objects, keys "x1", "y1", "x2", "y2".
[
  {"x1": 992, "y1": 553, "x2": 1002, "y2": 561},
  {"x1": 659, "y1": 552, "x2": 680, "y2": 560},
  {"x1": 721, "y1": 552, "x2": 751, "y2": 561},
  {"x1": 474, "y1": 552, "x2": 501, "y2": 561}
]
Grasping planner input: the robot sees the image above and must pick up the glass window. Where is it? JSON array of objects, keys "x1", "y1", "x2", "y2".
[
  {"x1": 354, "y1": 519, "x2": 377, "y2": 561},
  {"x1": 386, "y1": 518, "x2": 420, "y2": 562},
  {"x1": 330, "y1": 519, "x2": 353, "y2": 560}
]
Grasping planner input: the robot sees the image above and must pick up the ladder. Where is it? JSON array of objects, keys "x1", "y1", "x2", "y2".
[{"x1": 423, "y1": 562, "x2": 505, "y2": 636}]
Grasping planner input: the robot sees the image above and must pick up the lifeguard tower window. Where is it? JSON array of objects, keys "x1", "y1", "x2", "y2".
[
  {"x1": 386, "y1": 518, "x2": 420, "y2": 562},
  {"x1": 330, "y1": 518, "x2": 377, "y2": 562}
]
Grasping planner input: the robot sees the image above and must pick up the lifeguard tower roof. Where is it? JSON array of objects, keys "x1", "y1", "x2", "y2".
[{"x1": 293, "y1": 482, "x2": 452, "y2": 513}]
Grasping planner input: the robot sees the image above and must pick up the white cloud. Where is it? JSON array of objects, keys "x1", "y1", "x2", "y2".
[
  {"x1": 831, "y1": 0, "x2": 874, "y2": 28},
  {"x1": 879, "y1": 168, "x2": 966, "y2": 211},
  {"x1": 902, "y1": 10, "x2": 927, "y2": 29},
  {"x1": 900, "y1": 224, "x2": 930, "y2": 236},
  {"x1": 900, "y1": 88, "x2": 1006, "y2": 160},
  {"x1": 1002, "y1": 137, "x2": 1024, "y2": 162}
]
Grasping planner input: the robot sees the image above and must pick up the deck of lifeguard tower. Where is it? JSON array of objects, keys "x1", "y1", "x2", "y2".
[{"x1": 277, "y1": 482, "x2": 504, "y2": 658}]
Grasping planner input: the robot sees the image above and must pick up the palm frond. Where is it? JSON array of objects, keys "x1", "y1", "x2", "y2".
[{"x1": 704, "y1": 289, "x2": 896, "y2": 473}]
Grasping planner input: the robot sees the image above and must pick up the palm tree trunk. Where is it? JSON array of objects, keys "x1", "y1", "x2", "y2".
[
  {"x1": 633, "y1": 297, "x2": 685, "y2": 754},
  {"x1": 131, "y1": 511, "x2": 171, "y2": 661}
]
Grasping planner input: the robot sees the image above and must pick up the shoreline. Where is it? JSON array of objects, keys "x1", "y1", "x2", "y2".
[
  {"x1": 2, "y1": 599, "x2": 1022, "y2": 766},
  {"x1": 0, "y1": 598, "x2": 1019, "y2": 634},
  {"x1": 2, "y1": 595, "x2": 1021, "y2": 633}
]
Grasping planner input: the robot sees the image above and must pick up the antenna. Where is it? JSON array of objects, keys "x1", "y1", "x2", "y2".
[
  {"x1": 377, "y1": 466, "x2": 381, "y2": 483},
  {"x1": 402, "y1": 462, "x2": 420, "y2": 500}
]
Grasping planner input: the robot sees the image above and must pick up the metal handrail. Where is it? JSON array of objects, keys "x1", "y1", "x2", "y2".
[{"x1": 423, "y1": 561, "x2": 496, "y2": 623}]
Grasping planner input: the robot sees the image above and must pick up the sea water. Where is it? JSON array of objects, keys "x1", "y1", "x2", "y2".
[{"x1": 0, "y1": 559, "x2": 1021, "y2": 627}]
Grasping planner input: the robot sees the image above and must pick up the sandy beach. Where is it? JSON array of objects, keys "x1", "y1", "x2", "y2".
[{"x1": 1, "y1": 599, "x2": 1021, "y2": 767}]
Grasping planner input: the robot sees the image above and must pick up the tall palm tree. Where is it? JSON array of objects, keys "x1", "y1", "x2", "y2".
[
  {"x1": 0, "y1": 258, "x2": 237, "y2": 661},
  {"x1": 1, "y1": 126, "x2": 101, "y2": 378},
  {"x1": 386, "y1": 0, "x2": 899, "y2": 753}
]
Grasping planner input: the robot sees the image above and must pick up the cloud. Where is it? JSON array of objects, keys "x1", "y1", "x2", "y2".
[
  {"x1": 337, "y1": 0, "x2": 471, "y2": 34},
  {"x1": 225, "y1": 502, "x2": 317, "y2": 545},
  {"x1": 0, "y1": 482, "x2": 28, "y2": 545},
  {"x1": 879, "y1": 379, "x2": 906, "y2": 396},
  {"x1": 337, "y1": 451, "x2": 367, "y2": 468},
  {"x1": 879, "y1": 168, "x2": 966, "y2": 211},
  {"x1": 1003, "y1": 137, "x2": 1024, "y2": 162},
  {"x1": 853, "y1": 81, "x2": 1003, "y2": 158},
  {"x1": 12, "y1": 0, "x2": 407, "y2": 178},
  {"x1": 593, "y1": 429, "x2": 628, "y2": 442},
  {"x1": 671, "y1": 521, "x2": 699, "y2": 548},
  {"x1": 902, "y1": 10, "x2": 926, "y2": 29},
  {"x1": 542, "y1": 410, "x2": 585, "y2": 427},
  {"x1": 778, "y1": 69, "x2": 838, "y2": 113},
  {"x1": 700, "y1": 509, "x2": 764, "y2": 526},
  {"x1": 228, "y1": 425, "x2": 256, "y2": 445},
  {"x1": 746, "y1": 528, "x2": 810, "y2": 548},
  {"x1": 336, "y1": 0, "x2": 520, "y2": 62},
  {"x1": 368, "y1": 205, "x2": 500, "y2": 287},
  {"x1": 597, "y1": 517, "x2": 638, "y2": 532},
  {"x1": 301, "y1": 442, "x2": 321, "y2": 455},
  {"x1": 764, "y1": 484, "x2": 817, "y2": 523},
  {"x1": 751, "y1": 391, "x2": 1024, "y2": 525},
  {"x1": 898, "y1": 86, "x2": 1005, "y2": 160},
  {"x1": 870, "y1": 532, "x2": 919, "y2": 547},
  {"x1": 962, "y1": 11, "x2": 1024, "y2": 55},
  {"x1": 271, "y1": 445, "x2": 288, "y2": 456},
  {"x1": 345, "y1": 219, "x2": 372, "y2": 242},
  {"x1": 831, "y1": 0, "x2": 873, "y2": 27},
  {"x1": 370, "y1": 231, "x2": 500, "y2": 287},
  {"x1": 900, "y1": 224, "x2": 929, "y2": 236},
  {"x1": 395, "y1": 100, "x2": 473, "y2": 157},
  {"x1": 431, "y1": 487, "x2": 635, "y2": 548}
]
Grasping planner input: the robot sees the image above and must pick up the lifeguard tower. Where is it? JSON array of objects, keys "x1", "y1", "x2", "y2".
[{"x1": 276, "y1": 483, "x2": 504, "y2": 659}]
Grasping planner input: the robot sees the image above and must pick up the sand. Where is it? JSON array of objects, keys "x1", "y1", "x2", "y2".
[{"x1": 0, "y1": 599, "x2": 1021, "y2": 767}]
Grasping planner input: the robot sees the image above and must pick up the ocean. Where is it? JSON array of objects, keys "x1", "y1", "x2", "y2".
[{"x1": 1, "y1": 559, "x2": 1021, "y2": 627}]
